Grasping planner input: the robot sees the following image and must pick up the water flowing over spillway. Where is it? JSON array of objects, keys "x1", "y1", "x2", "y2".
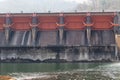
[{"x1": 0, "y1": 12, "x2": 120, "y2": 62}]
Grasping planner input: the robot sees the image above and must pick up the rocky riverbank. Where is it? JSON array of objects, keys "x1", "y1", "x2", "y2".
[
  {"x1": 0, "y1": 76, "x2": 15, "y2": 80},
  {"x1": 21, "y1": 71, "x2": 113, "y2": 80},
  {"x1": 1, "y1": 71, "x2": 118, "y2": 80}
]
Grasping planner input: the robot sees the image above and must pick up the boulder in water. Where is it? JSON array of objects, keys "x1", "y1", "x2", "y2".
[{"x1": 0, "y1": 75, "x2": 15, "y2": 80}]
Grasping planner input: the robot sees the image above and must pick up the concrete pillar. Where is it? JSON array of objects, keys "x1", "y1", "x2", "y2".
[
  {"x1": 58, "y1": 13, "x2": 64, "y2": 45},
  {"x1": 31, "y1": 13, "x2": 38, "y2": 45},
  {"x1": 85, "y1": 13, "x2": 92, "y2": 46},
  {"x1": 113, "y1": 12, "x2": 119, "y2": 60},
  {"x1": 113, "y1": 13, "x2": 119, "y2": 33},
  {"x1": 4, "y1": 14, "x2": 12, "y2": 43}
]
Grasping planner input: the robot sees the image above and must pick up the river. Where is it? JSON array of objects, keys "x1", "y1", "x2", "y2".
[{"x1": 0, "y1": 62, "x2": 120, "y2": 80}]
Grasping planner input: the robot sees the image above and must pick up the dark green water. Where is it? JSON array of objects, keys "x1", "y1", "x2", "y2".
[
  {"x1": 0, "y1": 62, "x2": 120, "y2": 79},
  {"x1": 0, "y1": 63, "x2": 102, "y2": 74}
]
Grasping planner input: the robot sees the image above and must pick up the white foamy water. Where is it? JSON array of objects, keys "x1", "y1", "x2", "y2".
[
  {"x1": 10, "y1": 73, "x2": 50, "y2": 80},
  {"x1": 96, "y1": 63, "x2": 120, "y2": 79}
]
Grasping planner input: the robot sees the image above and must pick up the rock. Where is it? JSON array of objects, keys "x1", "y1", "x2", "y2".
[{"x1": 0, "y1": 75, "x2": 15, "y2": 80}]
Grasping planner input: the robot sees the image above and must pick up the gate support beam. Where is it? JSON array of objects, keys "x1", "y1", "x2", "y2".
[
  {"x1": 58, "y1": 13, "x2": 65, "y2": 45},
  {"x1": 113, "y1": 12, "x2": 119, "y2": 60},
  {"x1": 4, "y1": 13, "x2": 12, "y2": 43},
  {"x1": 85, "y1": 13, "x2": 93, "y2": 46},
  {"x1": 30, "y1": 13, "x2": 39, "y2": 46}
]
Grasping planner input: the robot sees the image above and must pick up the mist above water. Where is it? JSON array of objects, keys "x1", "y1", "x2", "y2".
[{"x1": 0, "y1": 0, "x2": 79, "y2": 13}]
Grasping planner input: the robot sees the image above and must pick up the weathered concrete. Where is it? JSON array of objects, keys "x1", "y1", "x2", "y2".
[{"x1": 0, "y1": 46, "x2": 116, "y2": 62}]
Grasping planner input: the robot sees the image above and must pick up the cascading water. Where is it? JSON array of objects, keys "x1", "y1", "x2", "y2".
[
  {"x1": 10, "y1": 31, "x2": 25, "y2": 46},
  {"x1": 21, "y1": 31, "x2": 27, "y2": 46}
]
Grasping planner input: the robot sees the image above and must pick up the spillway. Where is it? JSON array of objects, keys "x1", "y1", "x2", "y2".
[{"x1": 0, "y1": 12, "x2": 120, "y2": 62}]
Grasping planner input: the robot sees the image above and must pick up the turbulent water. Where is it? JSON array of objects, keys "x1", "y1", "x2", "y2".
[{"x1": 0, "y1": 62, "x2": 120, "y2": 80}]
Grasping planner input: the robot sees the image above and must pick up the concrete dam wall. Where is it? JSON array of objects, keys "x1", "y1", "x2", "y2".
[{"x1": 0, "y1": 12, "x2": 120, "y2": 62}]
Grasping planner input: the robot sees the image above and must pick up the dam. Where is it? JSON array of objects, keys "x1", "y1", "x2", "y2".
[{"x1": 0, "y1": 12, "x2": 120, "y2": 62}]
